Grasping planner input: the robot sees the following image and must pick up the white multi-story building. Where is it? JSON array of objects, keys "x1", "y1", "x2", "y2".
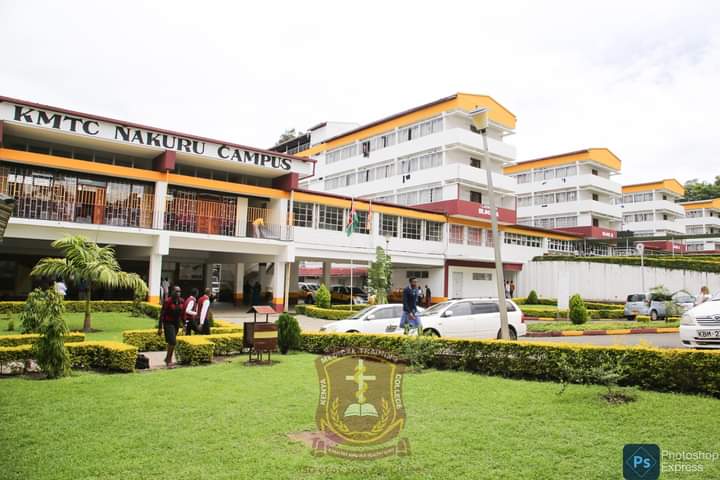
[
  {"x1": 617, "y1": 180, "x2": 686, "y2": 236},
  {"x1": 0, "y1": 95, "x2": 582, "y2": 305},
  {"x1": 679, "y1": 198, "x2": 720, "y2": 252},
  {"x1": 505, "y1": 149, "x2": 623, "y2": 239},
  {"x1": 276, "y1": 93, "x2": 520, "y2": 225}
]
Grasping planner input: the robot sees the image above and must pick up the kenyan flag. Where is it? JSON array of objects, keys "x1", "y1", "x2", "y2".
[{"x1": 345, "y1": 199, "x2": 359, "y2": 237}]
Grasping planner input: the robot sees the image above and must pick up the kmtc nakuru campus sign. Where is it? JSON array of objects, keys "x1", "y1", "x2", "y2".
[{"x1": 0, "y1": 101, "x2": 313, "y2": 176}]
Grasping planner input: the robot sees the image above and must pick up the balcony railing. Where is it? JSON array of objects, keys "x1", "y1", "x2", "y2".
[{"x1": 0, "y1": 175, "x2": 154, "y2": 228}]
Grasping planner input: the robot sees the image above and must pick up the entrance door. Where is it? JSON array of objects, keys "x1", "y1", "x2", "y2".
[
  {"x1": 452, "y1": 271, "x2": 463, "y2": 299},
  {"x1": 92, "y1": 187, "x2": 106, "y2": 225}
]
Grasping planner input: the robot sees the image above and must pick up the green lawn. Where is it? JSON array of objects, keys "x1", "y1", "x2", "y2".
[
  {"x1": 527, "y1": 320, "x2": 680, "y2": 333},
  {"x1": 0, "y1": 312, "x2": 156, "y2": 342},
  {"x1": 1, "y1": 353, "x2": 718, "y2": 479}
]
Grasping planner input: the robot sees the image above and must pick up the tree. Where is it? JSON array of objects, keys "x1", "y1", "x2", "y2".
[
  {"x1": 315, "y1": 284, "x2": 331, "y2": 309},
  {"x1": 31, "y1": 235, "x2": 148, "y2": 332},
  {"x1": 277, "y1": 313, "x2": 301, "y2": 354},
  {"x1": 368, "y1": 246, "x2": 392, "y2": 304},
  {"x1": 682, "y1": 177, "x2": 720, "y2": 201},
  {"x1": 276, "y1": 128, "x2": 304, "y2": 145},
  {"x1": 568, "y1": 294, "x2": 588, "y2": 325},
  {"x1": 20, "y1": 288, "x2": 54, "y2": 333},
  {"x1": 33, "y1": 288, "x2": 70, "y2": 379}
]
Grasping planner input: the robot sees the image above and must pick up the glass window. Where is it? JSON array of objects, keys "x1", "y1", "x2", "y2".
[
  {"x1": 380, "y1": 214, "x2": 398, "y2": 237},
  {"x1": 292, "y1": 202, "x2": 313, "y2": 228},
  {"x1": 449, "y1": 301, "x2": 472, "y2": 316},
  {"x1": 471, "y1": 302, "x2": 498, "y2": 313},
  {"x1": 318, "y1": 205, "x2": 344, "y2": 231},
  {"x1": 426, "y1": 221, "x2": 443, "y2": 242},
  {"x1": 467, "y1": 227, "x2": 483, "y2": 246},
  {"x1": 402, "y1": 217, "x2": 422, "y2": 240},
  {"x1": 449, "y1": 225, "x2": 464, "y2": 244}
]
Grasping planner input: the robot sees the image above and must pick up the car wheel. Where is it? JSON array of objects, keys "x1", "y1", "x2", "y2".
[
  {"x1": 422, "y1": 328, "x2": 440, "y2": 337},
  {"x1": 650, "y1": 310, "x2": 658, "y2": 321},
  {"x1": 497, "y1": 326, "x2": 518, "y2": 340}
]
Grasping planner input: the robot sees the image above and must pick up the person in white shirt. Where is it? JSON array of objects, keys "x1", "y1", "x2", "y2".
[
  {"x1": 183, "y1": 288, "x2": 199, "y2": 335},
  {"x1": 196, "y1": 288, "x2": 213, "y2": 334},
  {"x1": 54, "y1": 278, "x2": 67, "y2": 298}
]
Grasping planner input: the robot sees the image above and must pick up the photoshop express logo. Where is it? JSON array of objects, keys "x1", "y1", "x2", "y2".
[{"x1": 624, "y1": 444, "x2": 660, "y2": 480}]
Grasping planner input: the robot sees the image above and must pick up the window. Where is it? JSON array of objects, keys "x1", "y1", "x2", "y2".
[
  {"x1": 318, "y1": 205, "x2": 344, "y2": 231},
  {"x1": 355, "y1": 210, "x2": 370, "y2": 234},
  {"x1": 548, "y1": 239, "x2": 575, "y2": 252},
  {"x1": 402, "y1": 217, "x2": 422, "y2": 239},
  {"x1": 592, "y1": 218, "x2": 599, "y2": 227},
  {"x1": 324, "y1": 172, "x2": 356, "y2": 190},
  {"x1": 326, "y1": 143, "x2": 358, "y2": 164},
  {"x1": 406, "y1": 271, "x2": 429, "y2": 279},
  {"x1": 398, "y1": 117, "x2": 443, "y2": 143},
  {"x1": 687, "y1": 225, "x2": 705, "y2": 234},
  {"x1": 417, "y1": 186, "x2": 442, "y2": 204},
  {"x1": 485, "y1": 229, "x2": 494, "y2": 247},
  {"x1": 449, "y1": 225, "x2": 464, "y2": 244},
  {"x1": 592, "y1": 193, "x2": 599, "y2": 201},
  {"x1": 535, "y1": 193, "x2": 556, "y2": 205},
  {"x1": 426, "y1": 221, "x2": 443, "y2": 242},
  {"x1": 471, "y1": 301, "x2": 497, "y2": 313},
  {"x1": 503, "y1": 232, "x2": 542, "y2": 248},
  {"x1": 471, "y1": 273, "x2": 493, "y2": 282},
  {"x1": 686, "y1": 210, "x2": 703, "y2": 218},
  {"x1": 514, "y1": 173, "x2": 531, "y2": 184},
  {"x1": 292, "y1": 202, "x2": 313, "y2": 228},
  {"x1": 361, "y1": 141, "x2": 370, "y2": 157},
  {"x1": 470, "y1": 191, "x2": 482, "y2": 204},
  {"x1": 555, "y1": 216, "x2": 578, "y2": 227},
  {"x1": 470, "y1": 158, "x2": 482, "y2": 169},
  {"x1": 591, "y1": 169, "x2": 598, "y2": 176},
  {"x1": 517, "y1": 195, "x2": 532, "y2": 207},
  {"x1": 467, "y1": 227, "x2": 483, "y2": 246},
  {"x1": 399, "y1": 149, "x2": 441, "y2": 174},
  {"x1": 449, "y1": 301, "x2": 472, "y2": 315},
  {"x1": 380, "y1": 214, "x2": 398, "y2": 237}
]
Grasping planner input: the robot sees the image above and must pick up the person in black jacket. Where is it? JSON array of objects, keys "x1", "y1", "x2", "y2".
[{"x1": 399, "y1": 277, "x2": 421, "y2": 334}]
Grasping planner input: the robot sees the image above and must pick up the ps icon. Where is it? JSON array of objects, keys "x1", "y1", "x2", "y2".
[{"x1": 623, "y1": 444, "x2": 660, "y2": 480}]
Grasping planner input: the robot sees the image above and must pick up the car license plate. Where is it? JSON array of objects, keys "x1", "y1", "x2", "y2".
[
  {"x1": 698, "y1": 330, "x2": 720, "y2": 338},
  {"x1": 386, "y1": 325, "x2": 398, "y2": 333}
]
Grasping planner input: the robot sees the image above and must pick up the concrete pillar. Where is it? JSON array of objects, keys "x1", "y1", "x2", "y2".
[
  {"x1": 322, "y1": 261, "x2": 332, "y2": 287},
  {"x1": 152, "y1": 181, "x2": 168, "y2": 230},
  {"x1": 235, "y1": 197, "x2": 248, "y2": 237},
  {"x1": 148, "y1": 253, "x2": 163, "y2": 304},
  {"x1": 234, "y1": 263, "x2": 245, "y2": 304},
  {"x1": 272, "y1": 261, "x2": 286, "y2": 312}
]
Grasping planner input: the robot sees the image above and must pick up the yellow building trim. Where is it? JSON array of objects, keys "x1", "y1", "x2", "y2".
[
  {"x1": 0, "y1": 148, "x2": 289, "y2": 199},
  {"x1": 681, "y1": 198, "x2": 720, "y2": 211},
  {"x1": 147, "y1": 295, "x2": 160, "y2": 305},
  {"x1": 293, "y1": 191, "x2": 446, "y2": 222},
  {"x1": 503, "y1": 148, "x2": 621, "y2": 174},
  {"x1": 297, "y1": 93, "x2": 516, "y2": 157},
  {"x1": 622, "y1": 179, "x2": 684, "y2": 196}
]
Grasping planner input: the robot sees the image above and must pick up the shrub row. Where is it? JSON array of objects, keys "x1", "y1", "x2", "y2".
[
  {"x1": 520, "y1": 307, "x2": 626, "y2": 320},
  {"x1": 175, "y1": 333, "x2": 245, "y2": 365},
  {"x1": 302, "y1": 306, "x2": 356, "y2": 320},
  {"x1": 300, "y1": 333, "x2": 720, "y2": 397},
  {"x1": 0, "y1": 300, "x2": 161, "y2": 317},
  {"x1": 514, "y1": 298, "x2": 623, "y2": 309},
  {"x1": 532, "y1": 255, "x2": 720, "y2": 273},
  {"x1": 0, "y1": 332, "x2": 85, "y2": 347},
  {"x1": 0, "y1": 341, "x2": 137, "y2": 373},
  {"x1": 122, "y1": 323, "x2": 242, "y2": 351},
  {"x1": 327, "y1": 304, "x2": 369, "y2": 311}
]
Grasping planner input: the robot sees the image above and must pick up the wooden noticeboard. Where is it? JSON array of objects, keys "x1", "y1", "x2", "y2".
[{"x1": 244, "y1": 305, "x2": 279, "y2": 364}]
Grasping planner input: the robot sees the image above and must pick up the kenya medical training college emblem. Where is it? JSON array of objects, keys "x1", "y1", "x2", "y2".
[{"x1": 314, "y1": 349, "x2": 409, "y2": 459}]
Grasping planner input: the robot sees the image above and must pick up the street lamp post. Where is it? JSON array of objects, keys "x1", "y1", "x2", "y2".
[{"x1": 469, "y1": 107, "x2": 510, "y2": 339}]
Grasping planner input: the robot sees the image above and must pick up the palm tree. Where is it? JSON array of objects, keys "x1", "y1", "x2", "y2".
[{"x1": 31, "y1": 235, "x2": 148, "y2": 332}]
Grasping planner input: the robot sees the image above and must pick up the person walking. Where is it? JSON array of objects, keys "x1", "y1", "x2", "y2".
[
  {"x1": 54, "y1": 277, "x2": 67, "y2": 299},
  {"x1": 509, "y1": 280, "x2": 516, "y2": 299},
  {"x1": 196, "y1": 288, "x2": 213, "y2": 335},
  {"x1": 161, "y1": 277, "x2": 170, "y2": 302},
  {"x1": 695, "y1": 286, "x2": 712, "y2": 306},
  {"x1": 424, "y1": 284, "x2": 432, "y2": 307},
  {"x1": 158, "y1": 286, "x2": 184, "y2": 368},
  {"x1": 399, "y1": 277, "x2": 421, "y2": 335},
  {"x1": 183, "y1": 288, "x2": 199, "y2": 335},
  {"x1": 504, "y1": 281, "x2": 511, "y2": 299}
]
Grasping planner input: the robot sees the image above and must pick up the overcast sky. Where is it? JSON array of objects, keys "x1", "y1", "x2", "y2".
[{"x1": 1, "y1": 1, "x2": 718, "y2": 185}]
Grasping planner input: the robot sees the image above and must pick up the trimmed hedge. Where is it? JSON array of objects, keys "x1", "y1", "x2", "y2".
[
  {"x1": 300, "y1": 333, "x2": 720, "y2": 397},
  {"x1": 0, "y1": 300, "x2": 161, "y2": 317},
  {"x1": 303, "y1": 306, "x2": 356, "y2": 320},
  {"x1": 175, "y1": 332, "x2": 245, "y2": 365},
  {"x1": 0, "y1": 332, "x2": 85, "y2": 347},
  {"x1": 521, "y1": 307, "x2": 626, "y2": 320},
  {"x1": 294, "y1": 305, "x2": 307, "y2": 315},
  {"x1": 328, "y1": 304, "x2": 369, "y2": 311},
  {"x1": 533, "y1": 255, "x2": 720, "y2": 273},
  {"x1": 122, "y1": 324, "x2": 242, "y2": 351},
  {"x1": 515, "y1": 298, "x2": 623, "y2": 309},
  {"x1": 0, "y1": 341, "x2": 137, "y2": 373},
  {"x1": 295, "y1": 304, "x2": 367, "y2": 314}
]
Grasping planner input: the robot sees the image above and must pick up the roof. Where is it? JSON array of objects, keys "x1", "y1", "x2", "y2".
[
  {"x1": 503, "y1": 148, "x2": 622, "y2": 174},
  {"x1": 295, "y1": 93, "x2": 517, "y2": 157},
  {"x1": 680, "y1": 198, "x2": 720, "y2": 210},
  {"x1": 0, "y1": 95, "x2": 315, "y2": 165},
  {"x1": 622, "y1": 179, "x2": 685, "y2": 196}
]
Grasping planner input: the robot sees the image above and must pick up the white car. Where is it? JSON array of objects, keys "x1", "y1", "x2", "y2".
[
  {"x1": 319, "y1": 304, "x2": 424, "y2": 334},
  {"x1": 420, "y1": 298, "x2": 527, "y2": 340},
  {"x1": 680, "y1": 294, "x2": 720, "y2": 349}
]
